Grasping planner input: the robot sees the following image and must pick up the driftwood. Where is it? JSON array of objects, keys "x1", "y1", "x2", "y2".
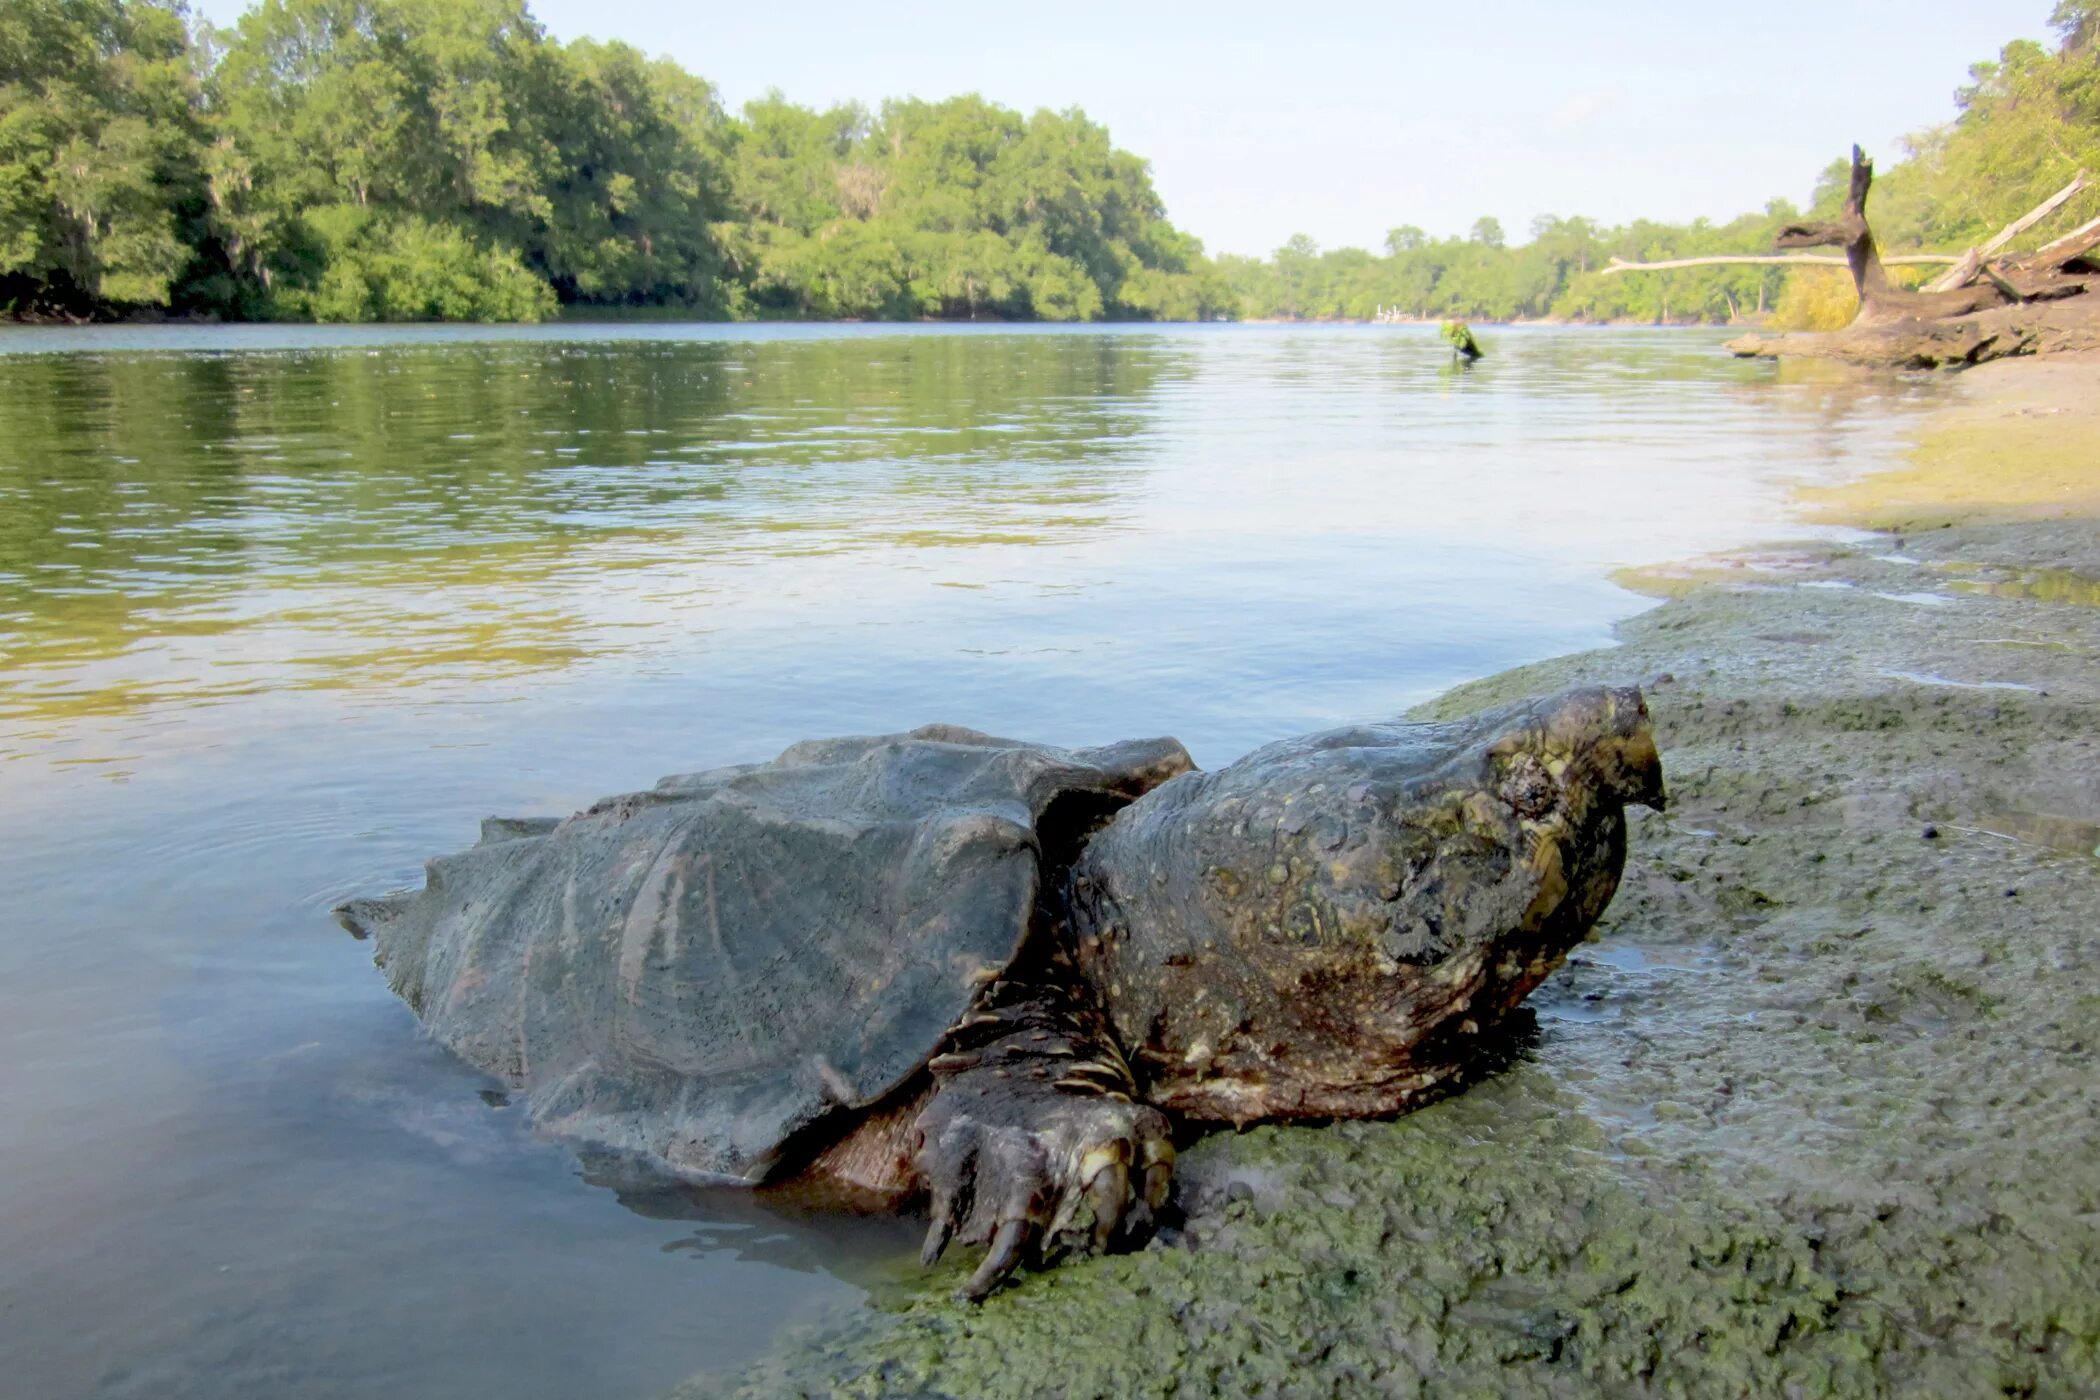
[
  {"x1": 1923, "y1": 173, "x2": 2087, "y2": 293},
  {"x1": 1720, "y1": 146, "x2": 2100, "y2": 367},
  {"x1": 1768, "y1": 148, "x2": 2015, "y2": 324},
  {"x1": 2027, "y1": 212, "x2": 2100, "y2": 271},
  {"x1": 1726, "y1": 297, "x2": 2100, "y2": 369},
  {"x1": 1599, "y1": 253, "x2": 1958, "y2": 275}
]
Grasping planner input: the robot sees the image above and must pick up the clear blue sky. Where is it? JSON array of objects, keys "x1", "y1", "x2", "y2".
[{"x1": 189, "y1": 0, "x2": 2057, "y2": 257}]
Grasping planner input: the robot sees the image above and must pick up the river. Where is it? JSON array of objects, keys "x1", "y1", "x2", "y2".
[{"x1": 0, "y1": 323, "x2": 1933, "y2": 1398}]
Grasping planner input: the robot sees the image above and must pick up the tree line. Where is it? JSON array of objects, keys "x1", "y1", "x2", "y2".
[
  {"x1": 1218, "y1": 210, "x2": 1806, "y2": 326},
  {"x1": 0, "y1": 0, "x2": 1232, "y2": 321},
  {"x1": 3, "y1": 0, "x2": 2093, "y2": 324}
]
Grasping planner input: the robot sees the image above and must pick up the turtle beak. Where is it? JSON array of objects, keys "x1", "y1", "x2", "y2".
[
  {"x1": 1622, "y1": 726, "x2": 1667, "y2": 812},
  {"x1": 1605, "y1": 686, "x2": 1667, "y2": 813}
]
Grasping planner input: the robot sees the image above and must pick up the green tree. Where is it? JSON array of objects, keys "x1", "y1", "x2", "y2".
[
  {"x1": 722, "y1": 91, "x2": 1221, "y2": 322},
  {"x1": 1864, "y1": 14, "x2": 2100, "y2": 249},
  {"x1": 0, "y1": 0, "x2": 205, "y2": 312},
  {"x1": 533, "y1": 40, "x2": 733, "y2": 309},
  {"x1": 1383, "y1": 225, "x2": 1425, "y2": 254},
  {"x1": 728, "y1": 92, "x2": 860, "y2": 236},
  {"x1": 208, "y1": 0, "x2": 559, "y2": 315}
]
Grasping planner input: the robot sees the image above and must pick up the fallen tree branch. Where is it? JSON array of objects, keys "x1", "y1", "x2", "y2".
[
  {"x1": 2023, "y1": 212, "x2": 2100, "y2": 271},
  {"x1": 1600, "y1": 253, "x2": 1959, "y2": 275},
  {"x1": 1987, "y1": 269, "x2": 2094, "y2": 302},
  {"x1": 1924, "y1": 172, "x2": 2088, "y2": 293}
]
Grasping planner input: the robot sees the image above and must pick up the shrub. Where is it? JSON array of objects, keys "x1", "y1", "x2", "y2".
[
  {"x1": 1769, "y1": 267, "x2": 1858, "y2": 330},
  {"x1": 278, "y1": 206, "x2": 556, "y2": 323}
]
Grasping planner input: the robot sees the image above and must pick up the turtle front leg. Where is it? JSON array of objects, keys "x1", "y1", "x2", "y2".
[{"x1": 914, "y1": 960, "x2": 1174, "y2": 1301}]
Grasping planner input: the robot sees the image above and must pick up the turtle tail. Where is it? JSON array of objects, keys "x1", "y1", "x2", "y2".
[
  {"x1": 333, "y1": 894, "x2": 404, "y2": 942},
  {"x1": 333, "y1": 890, "x2": 438, "y2": 1013}
]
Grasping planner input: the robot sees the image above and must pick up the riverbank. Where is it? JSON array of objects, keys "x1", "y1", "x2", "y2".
[{"x1": 698, "y1": 353, "x2": 2100, "y2": 1398}]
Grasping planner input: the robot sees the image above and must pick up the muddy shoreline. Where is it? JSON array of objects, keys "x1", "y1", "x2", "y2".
[{"x1": 698, "y1": 356, "x2": 2100, "y2": 1399}]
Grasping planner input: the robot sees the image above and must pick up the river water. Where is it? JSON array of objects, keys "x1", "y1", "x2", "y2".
[{"x1": 0, "y1": 324, "x2": 1932, "y2": 1398}]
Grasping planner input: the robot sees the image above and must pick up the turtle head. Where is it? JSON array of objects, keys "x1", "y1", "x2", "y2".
[
  {"x1": 1070, "y1": 685, "x2": 1664, "y2": 1126},
  {"x1": 1488, "y1": 683, "x2": 1666, "y2": 816}
]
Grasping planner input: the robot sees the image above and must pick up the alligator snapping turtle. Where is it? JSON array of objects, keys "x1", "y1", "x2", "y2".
[{"x1": 338, "y1": 684, "x2": 1663, "y2": 1298}]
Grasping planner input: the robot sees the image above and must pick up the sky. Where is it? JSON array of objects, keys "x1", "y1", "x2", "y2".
[{"x1": 188, "y1": 0, "x2": 2060, "y2": 257}]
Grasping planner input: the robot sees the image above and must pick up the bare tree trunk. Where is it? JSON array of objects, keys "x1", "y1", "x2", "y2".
[
  {"x1": 1771, "y1": 147, "x2": 2014, "y2": 325},
  {"x1": 1771, "y1": 146, "x2": 1903, "y2": 322}
]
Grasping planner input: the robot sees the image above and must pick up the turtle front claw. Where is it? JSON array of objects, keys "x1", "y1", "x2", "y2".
[{"x1": 914, "y1": 1054, "x2": 1173, "y2": 1301}]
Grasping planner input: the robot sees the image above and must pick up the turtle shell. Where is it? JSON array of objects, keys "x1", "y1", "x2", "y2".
[{"x1": 336, "y1": 725, "x2": 1192, "y2": 1184}]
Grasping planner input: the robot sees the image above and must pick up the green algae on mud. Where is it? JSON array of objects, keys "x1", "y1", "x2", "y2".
[
  {"x1": 717, "y1": 1080, "x2": 1870, "y2": 1399},
  {"x1": 1949, "y1": 565, "x2": 2100, "y2": 610},
  {"x1": 696, "y1": 363, "x2": 2100, "y2": 1399}
]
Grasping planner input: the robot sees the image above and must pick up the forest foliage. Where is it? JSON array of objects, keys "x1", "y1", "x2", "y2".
[
  {"x1": 1, "y1": 0, "x2": 1229, "y2": 321},
  {"x1": 1, "y1": 0, "x2": 2095, "y2": 323}
]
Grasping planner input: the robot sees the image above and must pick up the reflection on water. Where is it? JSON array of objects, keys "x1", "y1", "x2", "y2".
[
  {"x1": 0, "y1": 337, "x2": 1163, "y2": 730},
  {"x1": 580, "y1": 1152, "x2": 922, "y2": 1288},
  {"x1": 0, "y1": 324, "x2": 1937, "y2": 1400}
]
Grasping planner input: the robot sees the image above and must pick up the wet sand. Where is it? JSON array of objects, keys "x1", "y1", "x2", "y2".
[{"x1": 700, "y1": 355, "x2": 2100, "y2": 1398}]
